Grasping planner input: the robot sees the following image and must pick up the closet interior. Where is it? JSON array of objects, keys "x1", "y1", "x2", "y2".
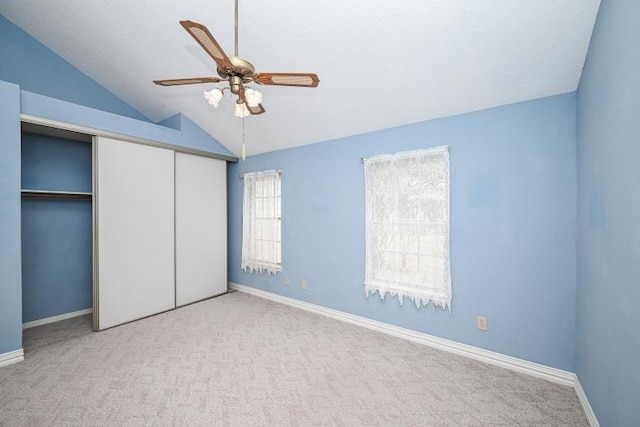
[{"x1": 21, "y1": 123, "x2": 94, "y2": 351}]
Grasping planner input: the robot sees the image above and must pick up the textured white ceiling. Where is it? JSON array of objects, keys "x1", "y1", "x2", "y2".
[{"x1": 0, "y1": 0, "x2": 600, "y2": 156}]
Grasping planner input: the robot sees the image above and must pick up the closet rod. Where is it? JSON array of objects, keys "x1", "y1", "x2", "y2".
[{"x1": 21, "y1": 190, "x2": 92, "y2": 200}]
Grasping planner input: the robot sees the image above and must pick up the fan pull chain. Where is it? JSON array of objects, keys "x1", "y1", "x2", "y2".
[{"x1": 242, "y1": 116, "x2": 246, "y2": 161}]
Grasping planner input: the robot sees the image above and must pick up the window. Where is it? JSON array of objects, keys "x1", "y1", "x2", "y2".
[
  {"x1": 363, "y1": 147, "x2": 451, "y2": 310},
  {"x1": 241, "y1": 170, "x2": 282, "y2": 274}
]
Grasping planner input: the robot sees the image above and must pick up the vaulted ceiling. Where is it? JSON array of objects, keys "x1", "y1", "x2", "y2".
[{"x1": 0, "y1": 0, "x2": 600, "y2": 156}]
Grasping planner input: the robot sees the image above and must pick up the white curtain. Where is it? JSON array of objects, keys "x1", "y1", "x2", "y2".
[
  {"x1": 241, "y1": 170, "x2": 282, "y2": 274},
  {"x1": 364, "y1": 147, "x2": 451, "y2": 310}
]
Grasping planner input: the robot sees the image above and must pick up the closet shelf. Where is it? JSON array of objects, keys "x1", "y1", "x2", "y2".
[{"x1": 21, "y1": 189, "x2": 92, "y2": 200}]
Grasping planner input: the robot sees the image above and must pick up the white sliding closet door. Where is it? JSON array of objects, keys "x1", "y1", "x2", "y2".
[
  {"x1": 175, "y1": 153, "x2": 227, "y2": 306},
  {"x1": 95, "y1": 137, "x2": 175, "y2": 330}
]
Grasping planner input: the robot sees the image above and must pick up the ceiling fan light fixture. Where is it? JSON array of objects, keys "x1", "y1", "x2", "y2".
[
  {"x1": 153, "y1": 0, "x2": 319, "y2": 118},
  {"x1": 244, "y1": 88, "x2": 262, "y2": 108},
  {"x1": 234, "y1": 100, "x2": 250, "y2": 118},
  {"x1": 203, "y1": 88, "x2": 224, "y2": 107}
]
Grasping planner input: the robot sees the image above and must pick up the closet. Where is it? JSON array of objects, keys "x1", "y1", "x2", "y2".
[{"x1": 21, "y1": 120, "x2": 231, "y2": 338}]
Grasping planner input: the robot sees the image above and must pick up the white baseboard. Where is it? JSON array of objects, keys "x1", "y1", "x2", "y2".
[
  {"x1": 229, "y1": 282, "x2": 576, "y2": 387},
  {"x1": 23, "y1": 308, "x2": 93, "y2": 329},
  {"x1": 0, "y1": 349, "x2": 24, "y2": 368},
  {"x1": 575, "y1": 378, "x2": 600, "y2": 427}
]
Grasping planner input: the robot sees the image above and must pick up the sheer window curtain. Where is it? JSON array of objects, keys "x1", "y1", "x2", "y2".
[
  {"x1": 241, "y1": 170, "x2": 282, "y2": 274},
  {"x1": 363, "y1": 147, "x2": 451, "y2": 310}
]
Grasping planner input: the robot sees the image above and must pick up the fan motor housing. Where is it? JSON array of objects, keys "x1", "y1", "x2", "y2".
[{"x1": 218, "y1": 57, "x2": 255, "y2": 84}]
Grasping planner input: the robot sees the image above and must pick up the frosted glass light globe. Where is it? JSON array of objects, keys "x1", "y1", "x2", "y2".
[{"x1": 203, "y1": 88, "x2": 223, "y2": 107}]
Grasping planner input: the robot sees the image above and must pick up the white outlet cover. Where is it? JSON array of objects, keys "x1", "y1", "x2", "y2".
[{"x1": 477, "y1": 316, "x2": 488, "y2": 331}]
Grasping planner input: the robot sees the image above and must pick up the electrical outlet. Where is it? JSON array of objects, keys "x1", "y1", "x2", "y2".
[
  {"x1": 477, "y1": 316, "x2": 488, "y2": 331},
  {"x1": 284, "y1": 277, "x2": 290, "y2": 286},
  {"x1": 301, "y1": 280, "x2": 307, "y2": 290}
]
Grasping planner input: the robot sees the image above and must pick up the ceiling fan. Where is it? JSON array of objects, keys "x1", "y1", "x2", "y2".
[{"x1": 153, "y1": 0, "x2": 320, "y2": 116}]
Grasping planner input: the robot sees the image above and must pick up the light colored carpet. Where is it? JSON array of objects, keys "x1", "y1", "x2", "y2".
[
  {"x1": 23, "y1": 313, "x2": 93, "y2": 352},
  {"x1": 1, "y1": 291, "x2": 587, "y2": 426}
]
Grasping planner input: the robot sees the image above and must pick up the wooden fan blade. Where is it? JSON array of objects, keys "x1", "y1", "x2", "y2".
[
  {"x1": 153, "y1": 77, "x2": 222, "y2": 86},
  {"x1": 247, "y1": 103, "x2": 265, "y2": 115},
  {"x1": 253, "y1": 73, "x2": 319, "y2": 87},
  {"x1": 180, "y1": 20, "x2": 233, "y2": 70},
  {"x1": 238, "y1": 88, "x2": 266, "y2": 115}
]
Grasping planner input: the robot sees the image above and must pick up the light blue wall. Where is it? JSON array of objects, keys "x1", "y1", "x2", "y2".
[
  {"x1": 0, "y1": 15, "x2": 148, "y2": 121},
  {"x1": 576, "y1": 0, "x2": 640, "y2": 425},
  {"x1": 158, "y1": 113, "x2": 235, "y2": 156},
  {"x1": 0, "y1": 81, "x2": 22, "y2": 355},
  {"x1": 22, "y1": 133, "x2": 92, "y2": 192},
  {"x1": 229, "y1": 93, "x2": 577, "y2": 371},
  {"x1": 21, "y1": 133, "x2": 93, "y2": 323},
  {"x1": 22, "y1": 199, "x2": 92, "y2": 323}
]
